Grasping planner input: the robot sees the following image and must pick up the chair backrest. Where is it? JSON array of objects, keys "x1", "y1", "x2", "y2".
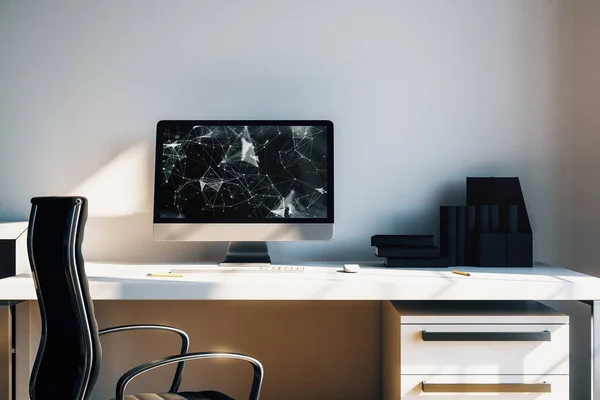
[{"x1": 27, "y1": 196, "x2": 101, "y2": 400}]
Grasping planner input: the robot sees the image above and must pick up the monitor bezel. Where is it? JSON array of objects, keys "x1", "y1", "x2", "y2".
[{"x1": 153, "y1": 120, "x2": 334, "y2": 224}]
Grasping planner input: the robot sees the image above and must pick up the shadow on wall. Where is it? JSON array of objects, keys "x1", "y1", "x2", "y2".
[
  {"x1": 62, "y1": 137, "x2": 546, "y2": 264},
  {"x1": 70, "y1": 140, "x2": 471, "y2": 263},
  {"x1": 71, "y1": 139, "x2": 515, "y2": 263}
]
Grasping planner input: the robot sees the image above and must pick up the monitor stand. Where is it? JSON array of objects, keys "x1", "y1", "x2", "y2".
[{"x1": 219, "y1": 242, "x2": 272, "y2": 267}]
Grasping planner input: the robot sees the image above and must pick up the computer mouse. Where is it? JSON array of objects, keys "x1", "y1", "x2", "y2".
[{"x1": 343, "y1": 264, "x2": 360, "y2": 273}]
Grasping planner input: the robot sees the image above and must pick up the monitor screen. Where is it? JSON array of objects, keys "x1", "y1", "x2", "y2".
[{"x1": 154, "y1": 120, "x2": 334, "y2": 224}]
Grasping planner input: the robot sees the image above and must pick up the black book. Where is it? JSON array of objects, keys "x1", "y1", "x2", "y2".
[
  {"x1": 478, "y1": 232, "x2": 506, "y2": 267},
  {"x1": 490, "y1": 205, "x2": 500, "y2": 233},
  {"x1": 375, "y1": 246, "x2": 441, "y2": 258},
  {"x1": 465, "y1": 205, "x2": 476, "y2": 265},
  {"x1": 506, "y1": 233, "x2": 532, "y2": 267},
  {"x1": 384, "y1": 257, "x2": 449, "y2": 268},
  {"x1": 456, "y1": 206, "x2": 466, "y2": 265},
  {"x1": 440, "y1": 206, "x2": 457, "y2": 266},
  {"x1": 371, "y1": 235, "x2": 434, "y2": 247}
]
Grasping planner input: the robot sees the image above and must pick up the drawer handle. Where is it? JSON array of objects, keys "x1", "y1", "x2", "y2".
[
  {"x1": 421, "y1": 330, "x2": 551, "y2": 341},
  {"x1": 422, "y1": 382, "x2": 551, "y2": 393}
]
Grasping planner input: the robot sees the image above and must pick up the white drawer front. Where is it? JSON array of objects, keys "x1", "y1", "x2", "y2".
[
  {"x1": 400, "y1": 324, "x2": 568, "y2": 375},
  {"x1": 400, "y1": 374, "x2": 568, "y2": 399}
]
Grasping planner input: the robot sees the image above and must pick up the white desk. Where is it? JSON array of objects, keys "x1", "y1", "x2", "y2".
[
  {"x1": 1, "y1": 262, "x2": 599, "y2": 301},
  {"x1": 2, "y1": 262, "x2": 600, "y2": 399}
]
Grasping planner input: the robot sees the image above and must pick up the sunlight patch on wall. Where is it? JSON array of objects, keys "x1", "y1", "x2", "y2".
[{"x1": 68, "y1": 142, "x2": 153, "y2": 217}]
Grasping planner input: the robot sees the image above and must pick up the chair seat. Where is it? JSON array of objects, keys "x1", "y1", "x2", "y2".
[{"x1": 122, "y1": 391, "x2": 234, "y2": 400}]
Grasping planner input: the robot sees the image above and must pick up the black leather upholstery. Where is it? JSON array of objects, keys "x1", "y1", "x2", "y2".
[
  {"x1": 123, "y1": 392, "x2": 234, "y2": 400},
  {"x1": 28, "y1": 197, "x2": 101, "y2": 400},
  {"x1": 27, "y1": 197, "x2": 240, "y2": 400}
]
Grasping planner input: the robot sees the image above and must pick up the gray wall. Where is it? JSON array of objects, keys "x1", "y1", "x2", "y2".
[
  {"x1": 0, "y1": 0, "x2": 574, "y2": 265},
  {"x1": 574, "y1": 0, "x2": 600, "y2": 275},
  {"x1": 563, "y1": 4, "x2": 600, "y2": 398},
  {"x1": 1, "y1": 1, "x2": 590, "y2": 399}
]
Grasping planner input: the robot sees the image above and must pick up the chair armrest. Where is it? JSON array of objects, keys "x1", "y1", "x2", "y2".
[
  {"x1": 115, "y1": 352, "x2": 264, "y2": 400},
  {"x1": 99, "y1": 324, "x2": 189, "y2": 393}
]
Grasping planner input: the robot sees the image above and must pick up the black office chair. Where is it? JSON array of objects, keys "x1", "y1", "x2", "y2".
[{"x1": 27, "y1": 196, "x2": 263, "y2": 400}]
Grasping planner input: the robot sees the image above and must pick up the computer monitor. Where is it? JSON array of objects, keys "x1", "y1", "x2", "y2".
[{"x1": 153, "y1": 120, "x2": 334, "y2": 265}]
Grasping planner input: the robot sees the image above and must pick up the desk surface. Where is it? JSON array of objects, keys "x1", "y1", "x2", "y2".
[{"x1": 1, "y1": 262, "x2": 600, "y2": 301}]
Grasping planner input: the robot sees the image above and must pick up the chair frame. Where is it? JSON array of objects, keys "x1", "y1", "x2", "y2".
[
  {"x1": 100, "y1": 325, "x2": 264, "y2": 400},
  {"x1": 115, "y1": 351, "x2": 264, "y2": 400},
  {"x1": 28, "y1": 197, "x2": 264, "y2": 400}
]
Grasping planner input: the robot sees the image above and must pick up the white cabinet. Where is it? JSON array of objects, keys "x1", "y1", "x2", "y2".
[{"x1": 382, "y1": 301, "x2": 569, "y2": 400}]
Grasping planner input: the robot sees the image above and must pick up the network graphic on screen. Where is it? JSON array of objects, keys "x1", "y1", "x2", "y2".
[{"x1": 156, "y1": 124, "x2": 329, "y2": 221}]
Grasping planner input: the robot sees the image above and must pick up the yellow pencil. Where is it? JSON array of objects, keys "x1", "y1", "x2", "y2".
[
  {"x1": 146, "y1": 273, "x2": 183, "y2": 278},
  {"x1": 452, "y1": 270, "x2": 471, "y2": 277}
]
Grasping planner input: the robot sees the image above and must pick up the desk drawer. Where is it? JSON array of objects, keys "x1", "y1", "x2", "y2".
[
  {"x1": 400, "y1": 324, "x2": 568, "y2": 375},
  {"x1": 399, "y1": 374, "x2": 568, "y2": 399}
]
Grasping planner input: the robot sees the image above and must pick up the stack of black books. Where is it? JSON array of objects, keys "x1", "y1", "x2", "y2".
[
  {"x1": 371, "y1": 235, "x2": 448, "y2": 267},
  {"x1": 456, "y1": 177, "x2": 533, "y2": 267},
  {"x1": 372, "y1": 177, "x2": 533, "y2": 268}
]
